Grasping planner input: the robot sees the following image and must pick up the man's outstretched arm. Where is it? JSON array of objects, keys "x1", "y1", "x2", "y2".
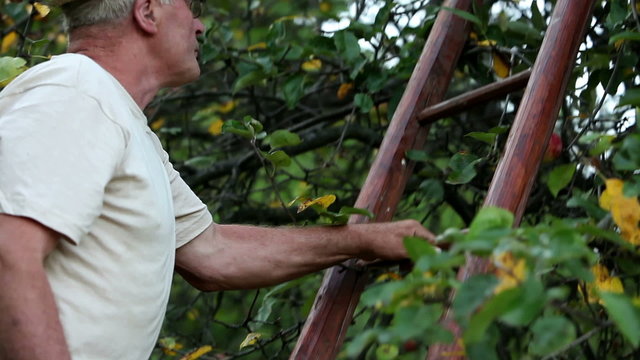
[
  {"x1": 0, "y1": 215, "x2": 71, "y2": 360},
  {"x1": 175, "y1": 220, "x2": 433, "y2": 291}
]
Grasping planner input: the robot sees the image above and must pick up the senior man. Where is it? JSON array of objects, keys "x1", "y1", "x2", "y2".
[{"x1": 0, "y1": 0, "x2": 433, "y2": 359}]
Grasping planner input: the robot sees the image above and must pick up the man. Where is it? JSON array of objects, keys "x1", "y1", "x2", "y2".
[{"x1": 0, "y1": 0, "x2": 433, "y2": 359}]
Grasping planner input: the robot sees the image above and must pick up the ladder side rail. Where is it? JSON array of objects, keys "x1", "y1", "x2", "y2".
[
  {"x1": 426, "y1": 1, "x2": 597, "y2": 359},
  {"x1": 290, "y1": 1, "x2": 477, "y2": 358}
]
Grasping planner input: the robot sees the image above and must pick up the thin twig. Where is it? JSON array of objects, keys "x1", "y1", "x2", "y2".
[{"x1": 541, "y1": 322, "x2": 612, "y2": 360}]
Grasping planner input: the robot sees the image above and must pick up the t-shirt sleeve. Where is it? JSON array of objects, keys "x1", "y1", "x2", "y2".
[
  {"x1": 150, "y1": 132, "x2": 213, "y2": 248},
  {"x1": 0, "y1": 85, "x2": 126, "y2": 245}
]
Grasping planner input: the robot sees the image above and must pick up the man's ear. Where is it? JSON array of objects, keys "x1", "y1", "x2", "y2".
[{"x1": 132, "y1": 0, "x2": 158, "y2": 35}]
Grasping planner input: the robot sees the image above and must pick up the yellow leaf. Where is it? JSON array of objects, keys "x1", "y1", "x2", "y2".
[
  {"x1": 337, "y1": 82, "x2": 354, "y2": 100},
  {"x1": 469, "y1": 32, "x2": 478, "y2": 41},
  {"x1": 150, "y1": 117, "x2": 165, "y2": 131},
  {"x1": 599, "y1": 178, "x2": 624, "y2": 210},
  {"x1": 186, "y1": 308, "x2": 200, "y2": 321},
  {"x1": 599, "y1": 178, "x2": 640, "y2": 245},
  {"x1": 33, "y1": 3, "x2": 50, "y2": 18},
  {"x1": 179, "y1": 345, "x2": 213, "y2": 360},
  {"x1": 614, "y1": 39, "x2": 625, "y2": 51},
  {"x1": 376, "y1": 272, "x2": 403, "y2": 282},
  {"x1": 492, "y1": 51, "x2": 510, "y2": 78},
  {"x1": 302, "y1": 58, "x2": 322, "y2": 72},
  {"x1": 297, "y1": 194, "x2": 336, "y2": 213},
  {"x1": 247, "y1": 42, "x2": 267, "y2": 51},
  {"x1": 159, "y1": 338, "x2": 184, "y2": 356},
  {"x1": 1, "y1": 32, "x2": 18, "y2": 53},
  {"x1": 233, "y1": 29, "x2": 244, "y2": 41},
  {"x1": 493, "y1": 252, "x2": 525, "y2": 294},
  {"x1": 217, "y1": 100, "x2": 237, "y2": 114},
  {"x1": 582, "y1": 264, "x2": 624, "y2": 303},
  {"x1": 319, "y1": 1, "x2": 332, "y2": 12},
  {"x1": 208, "y1": 118, "x2": 224, "y2": 136},
  {"x1": 439, "y1": 339, "x2": 466, "y2": 357},
  {"x1": 477, "y1": 39, "x2": 497, "y2": 47},
  {"x1": 239, "y1": 333, "x2": 262, "y2": 350},
  {"x1": 55, "y1": 34, "x2": 68, "y2": 46}
]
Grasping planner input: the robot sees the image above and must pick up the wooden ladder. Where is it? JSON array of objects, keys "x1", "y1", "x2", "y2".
[{"x1": 290, "y1": 0, "x2": 597, "y2": 359}]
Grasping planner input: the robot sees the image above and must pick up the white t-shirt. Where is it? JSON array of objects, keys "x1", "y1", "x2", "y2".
[{"x1": 0, "y1": 53, "x2": 213, "y2": 359}]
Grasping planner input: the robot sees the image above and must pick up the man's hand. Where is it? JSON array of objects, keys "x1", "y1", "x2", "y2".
[
  {"x1": 350, "y1": 219, "x2": 435, "y2": 261},
  {"x1": 0, "y1": 214, "x2": 71, "y2": 360},
  {"x1": 175, "y1": 219, "x2": 434, "y2": 292}
]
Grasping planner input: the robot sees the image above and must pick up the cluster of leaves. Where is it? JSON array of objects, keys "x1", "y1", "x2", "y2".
[{"x1": 2, "y1": 0, "x2": 640, "y2": 359}]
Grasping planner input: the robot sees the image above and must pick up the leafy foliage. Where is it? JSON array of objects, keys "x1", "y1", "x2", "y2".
[{"x1": 2, "y1": 0, "x2": 639, "y2": 358}]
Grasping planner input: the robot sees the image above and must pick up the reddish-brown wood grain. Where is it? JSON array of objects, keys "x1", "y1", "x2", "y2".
[
  {"x1": 418, "y1": 69, "x2": 532, "y2": 126},
  {"x1": 426, "y1": 1, "x2": 596, "y2": 359},
  {"x1": 289, "y1": 1, "x2": 477, "y2": 359}
]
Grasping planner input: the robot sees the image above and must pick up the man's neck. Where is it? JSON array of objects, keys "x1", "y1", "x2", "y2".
[{"x1": 67, "y1": 26, "x2": 161, "y2": 109}]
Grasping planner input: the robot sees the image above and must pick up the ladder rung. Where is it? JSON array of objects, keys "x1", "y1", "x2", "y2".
[{"x1": 418, "y1": 69, "x2": 532, "y2": 125}]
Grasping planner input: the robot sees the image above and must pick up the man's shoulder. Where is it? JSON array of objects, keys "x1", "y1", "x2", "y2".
[
  {"x1": 4, "y1": 54, "x2": 106, "y2": 92},
  {"x1": 1, "y1": 54, "x2": 141, "y2": 127}
]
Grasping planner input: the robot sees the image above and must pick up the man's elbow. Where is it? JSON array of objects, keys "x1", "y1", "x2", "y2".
[{"x1": 175, "y1": 265, "x2": 233, "y2": 292}]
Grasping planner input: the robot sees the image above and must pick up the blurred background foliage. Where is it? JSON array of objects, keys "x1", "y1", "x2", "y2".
[{"x1": 1, "y1": 0, "x2": 639, "y2": 358}]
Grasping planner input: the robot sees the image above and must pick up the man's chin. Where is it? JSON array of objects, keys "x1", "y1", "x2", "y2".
[{"x1": 165, "y1": 68, "x2": 201, "y2": 88}]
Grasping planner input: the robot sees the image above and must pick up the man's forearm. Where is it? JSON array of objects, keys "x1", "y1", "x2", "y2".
[
  {"x1": 176, "y1": 220, "x2": 433, "y2": 291},
  {"x1": 0, "y1": 265, "x2": 71, "y2": 360}
]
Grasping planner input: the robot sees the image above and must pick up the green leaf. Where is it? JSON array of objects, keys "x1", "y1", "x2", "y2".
[
  {"x1": 488, "y1": 125, "x2": 510, "y2": 134},
  {"x1": 375, "y1": 344, "x2": 399, "y2": 360},
  {"x1": 567, "y1": 190, "x2": 608, "y2": 220},
  {"x1": 333, "y1": 31, "x2": 361, "y2": 63},
  {"x1": 453, "y1": 275, "x2": 498, "y2": 322},
  {"x1": 403, "y1": 236, "x2": 438, "y2": 262},
  {"x1": 465, "y1": 131, "x2": 497, "y2": 145},
  {"x1": 546, "y1": 163, "x2": 576, "y2": 197},
  {"x1": 613, "y1": 134, "x2": 640, "y2": 171},
  {"x1": 266, "y1": 129, "x2": 302, "y2": 148},
  {"x1": 468, "y1": 207, "x2": 514, "y2": 238},
  {"x1": 446, "y1": 152, "x2": 482, "y2": 185},
  {"x1": 617, "y1": 88, "x2": 640, "y2": 107},
  {"x1": 500, "y1": 279, "x2": 545, "y2": 326},
  {"x1": 610, "y1": 31, "x2": 640, "y2": 45},
  {"x1": 623, "y1": 176, "x2": 640, "y2": 197},
  {"x1": 438, "y1": 6, "x2": 482, "y2": 26},
  {"x1": 232, "y1": 70, "x2": 266, "y2": 94},
  {"x1": 254, "y1": 297, "x2": 277, "y2": 329},
  {"x1": 600, "y1": 292, "x2": 640, "y2": 347},
  {"x1": 222, "y1": 120, "x2": 253, "y2": 138},
  {"x1": 607, "y1": 0, "x2": 631, "y2": 30},
  {"x1": 388, "y1": 305, "x2": 441, "y2": 341},
  {"x1": 588, "y1": 135, "x2": 615, "y2": 156},
  {"x1": 529, "y1": 316, "x2": 576, "y2": 356},
  {"x1": 0, "y1": 57, "x2": 27, "y2": 86},
  {"x1": 263, "y1": 150, "x2": 292, "y2": 167},
  {"x1": 354, "y1": 93, "x2": 374, "y2": 113},
  {"x1": 345, "y1": 329, "x2": 379, "y2": 358},
  {"x1": 506, "y1": 21, "x2": 543, "y2": 40},
  {"x1": 419, "y1": 179, "x2": 444, "y2": 203},
  {"x1": 530, "y1": 3, "x2": 544, "y2": 30},
  {"x1": 464, "y1": 287, "x2": 521, "y2": 343},
  {"x1": 282, "y1": 75, "x2": 305, "y2": 109},
  {"x1": 337, "y1": 206, "x2": 374, "y2": 219},
  {"x1": 405, "y1": 150, "x2": 430, "y2": 162},
  {"x1": 267, "y1": 21, "x2": 286, "y2": 44}
]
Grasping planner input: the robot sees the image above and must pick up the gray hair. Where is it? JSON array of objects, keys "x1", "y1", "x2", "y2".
[{"x1": 61, "y1": 0, "x2": 172, "y2": 30}]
